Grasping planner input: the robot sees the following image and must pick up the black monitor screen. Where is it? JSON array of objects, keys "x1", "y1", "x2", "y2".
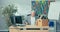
[{"x1": 15, "y1": 16, "x2": 22, "y2": 24}]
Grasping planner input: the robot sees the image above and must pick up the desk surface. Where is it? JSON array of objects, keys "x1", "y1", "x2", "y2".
[{"x1": 9, "y1": 25, "x2": 49, "y2": 29}]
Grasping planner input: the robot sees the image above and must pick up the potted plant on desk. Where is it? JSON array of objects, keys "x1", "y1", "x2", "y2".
[{"x1": 2, "y1": 4, "x2": 17, "y2": 27}]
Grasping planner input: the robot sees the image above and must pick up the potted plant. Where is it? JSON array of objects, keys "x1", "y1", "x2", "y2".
[{"x1": 2, "y1": 4, "x2": 17, "y2": 27}]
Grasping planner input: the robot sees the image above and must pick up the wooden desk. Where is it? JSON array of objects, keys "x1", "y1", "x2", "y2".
[{"x1": 9, "y1": 25, "x2": 49, "y2": 32}]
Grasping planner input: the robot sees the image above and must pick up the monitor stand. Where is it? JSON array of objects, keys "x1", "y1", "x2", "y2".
[{"x1": 16, "y1": 24, "x2": 26, "y2": 27}]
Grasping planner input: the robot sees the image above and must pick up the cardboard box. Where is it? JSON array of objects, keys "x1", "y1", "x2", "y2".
[{"x1": 36, "y1": 19, "x2": 48, "y2": 27}]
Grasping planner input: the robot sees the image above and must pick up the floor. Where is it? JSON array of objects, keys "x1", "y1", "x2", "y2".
[
  {"x1": 0, "y1": 31, "x2": 9, "y2": 32},
  {"x1": 56, "y1": 21, "x2": 60, "y2": 32}
]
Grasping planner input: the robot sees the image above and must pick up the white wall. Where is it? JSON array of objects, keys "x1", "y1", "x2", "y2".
[{"x1": 0, "y1": 0, "x2": 31, "y2": 16}]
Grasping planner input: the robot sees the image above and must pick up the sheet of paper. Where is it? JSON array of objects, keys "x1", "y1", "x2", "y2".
[{"x1": 48, "y1": 2, "x2": 60, "y2": 20}]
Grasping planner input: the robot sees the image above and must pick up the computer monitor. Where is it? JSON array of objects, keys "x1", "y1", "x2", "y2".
[
  {"x1": 10, "y1": 16, "x2": 23, "y2": 25},
  {"x1": 15, "y1": 16, "x2": 22, "y2": 24},
  {"x1": 10, "y1": 16, "x2": 15, "y2": 25}
]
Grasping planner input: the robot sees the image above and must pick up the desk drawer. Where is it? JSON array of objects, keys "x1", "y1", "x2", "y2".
[
  {"x1": 19, "y1": 30, "x2": 49, "y2": 32},
  {"x1": 26, "y1": 28, "x2": 40, "y2": 30}
]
